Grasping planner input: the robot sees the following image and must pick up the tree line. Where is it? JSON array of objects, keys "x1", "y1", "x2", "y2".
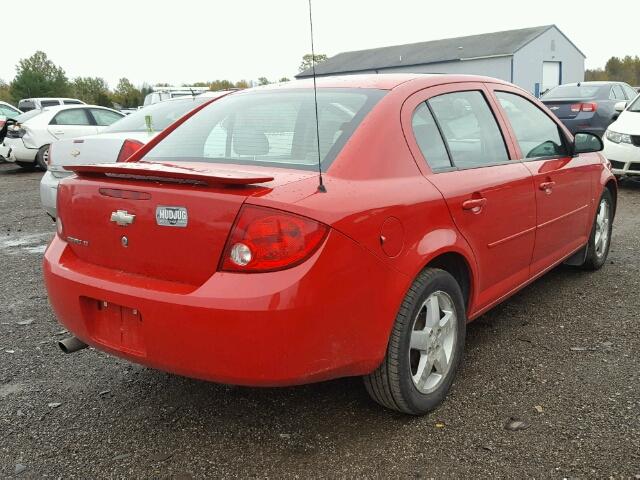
[
  {"x1": 0, "y1": 51, "x2": 329, "y2": 109},
  {"x1": 586, "y1": 56, "x2": 640, "y2": 86}
]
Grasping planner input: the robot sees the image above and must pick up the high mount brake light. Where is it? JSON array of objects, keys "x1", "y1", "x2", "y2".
[
  {"x1": 116, "y1": 139, "x2": 144, "y2": 162},
  {"x1": 220, "y1": 205, "x2": 329, "y2": 273}
]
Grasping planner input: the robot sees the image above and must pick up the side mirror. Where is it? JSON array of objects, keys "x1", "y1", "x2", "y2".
[
  {"x1": 614, "y1": 101, "x2": 627, "y2": 113},
  {"x1": 574, "y1": 132, "x2": 604, "y2": 154}
]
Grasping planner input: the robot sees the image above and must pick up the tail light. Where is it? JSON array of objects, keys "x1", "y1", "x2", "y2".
[
  {"x1": 116, "y1": 139, "x2": 144, "y2": 162},
  {"x1": 570, "y1": 103, "x2": 598, "y2": 113},
  {"x1": 220, "y1": 205, "x2": 329, "y2": 272}
]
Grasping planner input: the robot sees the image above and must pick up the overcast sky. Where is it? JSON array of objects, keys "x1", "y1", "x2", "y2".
[{"x1": 1, "y1": 0, "x2": 636, "y2": 88}]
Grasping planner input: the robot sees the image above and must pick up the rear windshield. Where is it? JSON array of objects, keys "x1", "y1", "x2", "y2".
[
  {"x1": 106, "y1": 97, "x2": 211, "y2": 133},
  {"x1": 144, "y1": 88, "x2": 386, "y2": 171},
  {"x1": 542, "y1": 85, "x2": 603, "y2": 100},
  {"x1": 16, "y1": 110, "x2": 42, "y2": 123}
]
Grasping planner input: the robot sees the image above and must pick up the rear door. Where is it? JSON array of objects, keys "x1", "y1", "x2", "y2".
[
  {"x1": 490, "y1": 85, "x2": 594, "y2": 275},
  {"x1": 48, "y1": 108, "x2": 99, "y2": 140},
  {"x1": 403, "y1": 83, "x2": 536, "y2": 312}
]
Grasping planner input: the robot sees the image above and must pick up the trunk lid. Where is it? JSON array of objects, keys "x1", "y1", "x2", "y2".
[
  {"x1": 49, "y1": 131, "x2": 156, "y2": 177},
  {"x1": 57, "y1": 162, "x2": 313, "y2": 286},
  {"x1": 542, "y1": 99, "x2": 587, "y2": 119}
]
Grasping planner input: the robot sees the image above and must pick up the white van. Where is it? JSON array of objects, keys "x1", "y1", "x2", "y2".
[
  {"x1": 18, "y1": 98, "x2": 85, "y2": 112},
  {"x1": 143, "y1": 87, "x2": 210, "y2": 106}
]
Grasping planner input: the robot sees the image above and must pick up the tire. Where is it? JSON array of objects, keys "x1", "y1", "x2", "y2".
[
  {"x1": 36, "y1": 145, "x2": 49, "y2": 171},
  {"x1": 15, "y1": 161, "x2": 37, "y2": 171},
  {"x1": 364, "y1": 268, "x2": 466, "y2": 415},
  {"x1": 582, "y1": 188, "x2": 614, "y2": 270}
]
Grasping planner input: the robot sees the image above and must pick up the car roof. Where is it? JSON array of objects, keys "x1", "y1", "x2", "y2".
[
  {"x1": 254, "y1": 73, "x2": 512, "y2": 91},
  {"x1": 40, "y1": 104, "x2": 118, "y2": 112},
  {"x1": 20, "y1": 97, "x2": 84, "y2": 101}
]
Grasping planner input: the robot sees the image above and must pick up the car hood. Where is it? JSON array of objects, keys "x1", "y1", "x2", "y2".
[{"x1": 608, "y1": 111, "x2": 640, "y2": 135}]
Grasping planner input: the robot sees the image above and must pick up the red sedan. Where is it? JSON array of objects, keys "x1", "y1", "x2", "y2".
[{"x1": 44, "y1": 74, "x2": 616, "y2": 415}]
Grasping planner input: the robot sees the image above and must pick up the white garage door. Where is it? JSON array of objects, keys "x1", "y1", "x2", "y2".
[{"x1": 542, "y1": 62, "x2": 561, "y2": 92}]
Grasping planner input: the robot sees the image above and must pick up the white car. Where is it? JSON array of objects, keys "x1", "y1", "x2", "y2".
[
  {"x1": 40, "y1": 91, "x2": 231, "y2": 218},
  {"x1": 3, "y1": 105, "x2": 124, "y2": 170},
  {"x1": 604, "y1": 96, "x2": 640, "y2": 178},
  {"x1": 0, "y1": 102, "x2": 22, "y2": 160},
  {"x1": 18, "y1": 97, "x2": 85, "y2": 112},
  {"x1": 143, "y1": 86, "x2": 210, "y2": 106}
]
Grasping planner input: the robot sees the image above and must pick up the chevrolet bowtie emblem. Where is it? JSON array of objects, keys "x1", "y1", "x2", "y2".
[{"x1": 110, "y1": 210, "x2": 135, "y2": 226}]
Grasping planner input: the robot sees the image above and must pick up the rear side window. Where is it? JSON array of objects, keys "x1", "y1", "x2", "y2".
[
  {"x1": 411, "y1": 103, "x2": 451, "y2": 170},
  {"x1": 90, "y1": 108, "x2": 123, "y2": 126},
  {"x1": 611, "y1": 85, "x2": 625, "y2": 100},
  {"x1": 496, "y1": 92, "x2": 568, "y2": 159},
  {"x1": 18, "y1": 100, "x2": 36, "y2": 112},
  {"x1": 428, "y1": 91, "x2": 509, "y2": 168},
  {"x1": 64, "y1": 100, "x2": 83, "y2": 105},
  {"x1": 50, "y1": 109, "x2": 91, "y2": 126},
  {"x1": 144, "y1": 88, "x2": 386, "y2": 171},
  {"x1": 41, "y1": 100, "x2": 61, "y2": 107}
]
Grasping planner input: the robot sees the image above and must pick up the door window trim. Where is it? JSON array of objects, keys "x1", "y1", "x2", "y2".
[
  {"x1": 492, "y1": 88, "x2": 572, "y2": 162},
  {"x1": 424, "y1": 89, "x2": 512, "y2": 172}
]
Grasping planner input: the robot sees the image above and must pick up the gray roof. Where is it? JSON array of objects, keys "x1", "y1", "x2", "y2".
[{"x1": 297, "y1": 25, "x2": 584, "y2": 78}]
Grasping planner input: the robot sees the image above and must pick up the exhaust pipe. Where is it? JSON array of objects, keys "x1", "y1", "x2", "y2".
[{"x1": 58, "y1": 336, "x2": 88, "y2": 354}]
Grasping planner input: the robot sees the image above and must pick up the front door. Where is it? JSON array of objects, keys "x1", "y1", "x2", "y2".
[
  {"x1": 491, "y1": 88, "x2": 594, "y2": 275},
  {"x1": 405, "y1": 84, "x2": 536, "y2": 313}
]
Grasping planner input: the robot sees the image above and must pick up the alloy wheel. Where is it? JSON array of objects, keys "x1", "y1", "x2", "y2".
[
  {"x1": 409, "y1": 291, "x2": 457, "y2": 394},
  {"x1": 594, "y1": 198, "x2": 610, "y2": 258}
]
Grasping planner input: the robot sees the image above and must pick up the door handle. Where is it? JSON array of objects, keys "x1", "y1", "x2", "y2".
[
  {"x1": 539, "y1": 181, "x2": 556, "y2": 192},
  {"x1": 53, "y1": 130, "x2": 65, "y2": 135},
  {"x1": 462, "y1": 198, "x2": 487, "y2": 211}
]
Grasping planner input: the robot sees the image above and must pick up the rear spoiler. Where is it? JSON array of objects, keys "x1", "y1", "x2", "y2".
[{"x1": 64, "y1": 162, "x2": 274, "y2": 186}]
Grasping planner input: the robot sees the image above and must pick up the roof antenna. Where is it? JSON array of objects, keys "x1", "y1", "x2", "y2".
[{"x1": 307, "y1": 0, "x2": 326, "y2": 193}]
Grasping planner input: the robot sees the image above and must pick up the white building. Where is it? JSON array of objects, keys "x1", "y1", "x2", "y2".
[{"x1": 296, "y1": 25, "x2": 585, "y2": 96}]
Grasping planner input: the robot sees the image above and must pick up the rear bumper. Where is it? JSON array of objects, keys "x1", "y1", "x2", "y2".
[
  {"x1": 43, "y1": 230, "x2": 407, "y2": 386},
  {"x1": 40, "y1": 171, "x2": 61, "y2": 218},
  {"x1": 3, "y1": 138, "x2": 37, "y2": 163},
  {"x1": 603, "y1": 137, "x2": 640, "y2": 176}
]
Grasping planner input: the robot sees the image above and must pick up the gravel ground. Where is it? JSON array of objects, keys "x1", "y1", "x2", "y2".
[{"x1": 0, "y1": 162, "x2": 638, "y2": 479}]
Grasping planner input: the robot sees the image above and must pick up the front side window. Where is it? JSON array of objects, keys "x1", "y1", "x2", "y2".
[
  {"x1": 90, "y1": 108, "x2": 123, "y2": 126},
  {"x1": 50, "y1": 109, "x2": 91, "y2": 126},
  {"x1": 428, "y1": 90, "x2": 509, "y2": 168},
  {"x1": 144, "y1": 88, "x2": 386, "y2": 171},
  {"x1": 411, "y1": 102, "x2": 451, "y2": 170},
  {"x1": 496, "y1": 91, "x2": 568, "y2": 159},
  {"x1": 623, "y1": 85, "x2": 638, "y2": 101}
]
